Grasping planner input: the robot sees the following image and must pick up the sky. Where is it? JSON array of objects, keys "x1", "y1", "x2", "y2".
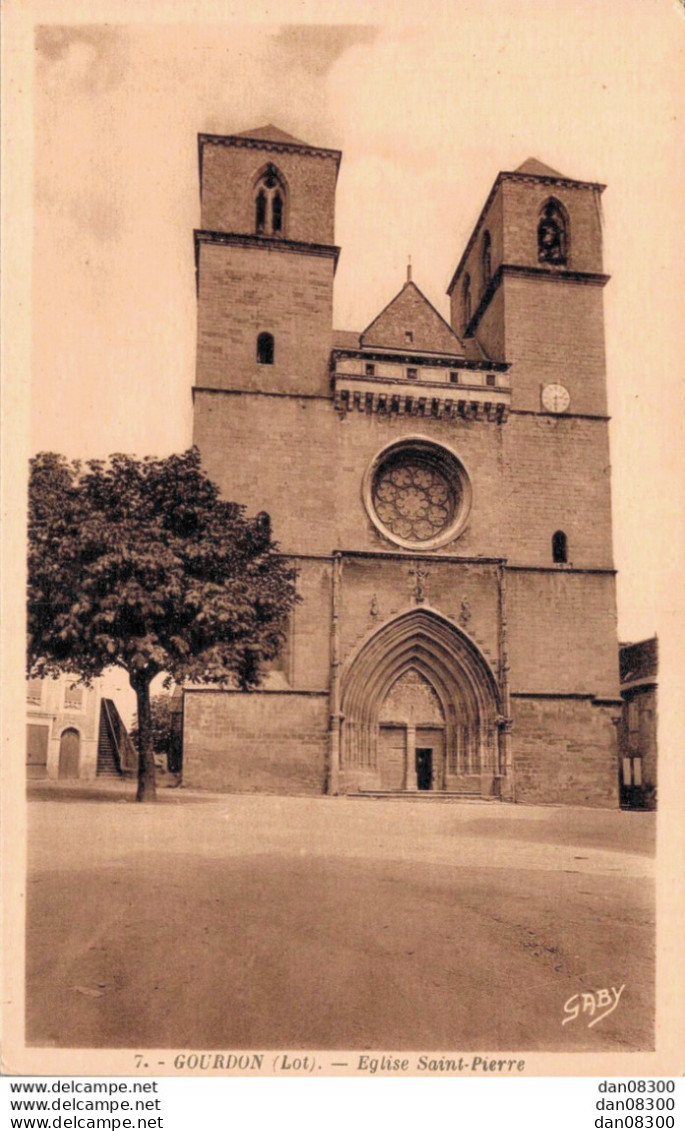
[{"x1": 9, "y1": 0, "x2": 685, "y2": 715}]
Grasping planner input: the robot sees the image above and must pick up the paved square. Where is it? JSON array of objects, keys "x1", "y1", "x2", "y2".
[{"x1": 26, "y1": 787, "x2": 655, "y2": 1051}]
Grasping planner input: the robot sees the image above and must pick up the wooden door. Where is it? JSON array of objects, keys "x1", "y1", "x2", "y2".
[
  {"x1": 416, "y1": 748, "x2": 433, "y2": 791},
  {"x1": 58, "y1": 728, "x2": 80, "y2": 779}
]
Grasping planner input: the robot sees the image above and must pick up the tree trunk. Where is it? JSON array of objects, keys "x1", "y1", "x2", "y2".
[{"x1": 133, "y1": 678, "x2": 157, "y2": 802}]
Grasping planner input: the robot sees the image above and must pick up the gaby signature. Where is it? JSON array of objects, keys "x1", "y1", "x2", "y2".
[{"x1": 562, "y1": 984, "x2": 626, "y2": 1028}]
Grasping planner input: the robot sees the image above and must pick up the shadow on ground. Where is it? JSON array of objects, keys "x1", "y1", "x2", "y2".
[{"x1": 25, "y1": 792, "x2": 655, "y2": 1052}]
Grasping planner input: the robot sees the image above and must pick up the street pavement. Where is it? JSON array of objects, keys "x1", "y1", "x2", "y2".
[{"x1": 25, "y1": 787, "x2": 655, "y2": 1051}]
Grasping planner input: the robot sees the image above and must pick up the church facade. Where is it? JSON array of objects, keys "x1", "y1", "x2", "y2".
[{"x1": 182, "y1": 125, "x2": 622, "y2": 806}]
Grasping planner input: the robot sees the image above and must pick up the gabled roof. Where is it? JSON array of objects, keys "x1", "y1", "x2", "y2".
[
  {"x1": 619, "y1": 637, "x2": 658, "y2": 686},
  {"x1": 332, "y1": 329, "x2": 361, "y2": 349},
  {"x1": 361, "y1": 280, "x2": 464, "y2": 356},
  {"x1": 514, "y1": 157, "x2": 567, "y2": 178},
  {"x1": 462, "y1": 336, "x2": 492, "y2": 362},
  {"x1": 235, "y1": 124, "x2": 311, "y2": 147}
]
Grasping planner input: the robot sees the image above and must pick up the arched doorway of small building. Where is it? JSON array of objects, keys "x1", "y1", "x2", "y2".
[
  {"x1": 58, "y1": 728, "x2": 81, "y2": 779},
  {"x1": 340, "y1": 607, "x2": 503, "y2": 796}
]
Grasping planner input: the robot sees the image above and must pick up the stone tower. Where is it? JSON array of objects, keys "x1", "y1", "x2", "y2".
[
  {"x1": 447, "y1": 158, "x2": 620, "y2": 800},
  {"x1": 195, "y1": 125, "x2": 341, "y2": 398}
]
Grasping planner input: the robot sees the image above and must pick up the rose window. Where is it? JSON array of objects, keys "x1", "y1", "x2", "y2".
[{"x1": 371, "y1": 455, "x2": 460, "y2": 543}]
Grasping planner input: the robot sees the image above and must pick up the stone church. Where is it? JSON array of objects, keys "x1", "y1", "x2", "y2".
[{"x1": 182, "y1": 124, "x2": 622, "y2": 806}]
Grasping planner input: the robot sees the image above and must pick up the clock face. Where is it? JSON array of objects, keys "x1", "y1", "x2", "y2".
[{"x1": 541, "y1": 383, "x2": 571, "y2": 413}]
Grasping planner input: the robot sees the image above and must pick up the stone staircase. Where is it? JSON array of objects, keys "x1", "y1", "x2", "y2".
[
  {"x1": 96, "y1": 698, "x2": 138, "y2": 778},
  {"x1": 96, "y1": 721, "x2": 121, "y2": 777}
]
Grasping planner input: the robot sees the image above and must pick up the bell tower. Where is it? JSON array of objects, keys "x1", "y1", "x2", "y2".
[
  {"x1": 447, "y1": 158, "x2": 609, "y2": 417},
  {"x1": 194, "y1": 125, "x2": 341, "y2": 398},
  {"x1": 445, "y1": 158, "x2": 620, "y2": 806},
  {"x1": 446, "y1": 157, "x2": 616, "y2": 574}
]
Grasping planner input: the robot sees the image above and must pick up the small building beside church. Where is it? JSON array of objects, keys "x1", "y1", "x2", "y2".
[
  {"x1": 182, "y1": 124, "x2": 622, "y2": 806},
  {"x1": 26, "y1": 675, "x2": 137, "y2": 781},
  {"x1": 618, "y1": 637, "x2": 658, "y2": 809}
]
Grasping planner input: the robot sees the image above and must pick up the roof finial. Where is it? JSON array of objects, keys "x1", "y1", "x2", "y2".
[{"x1": 407, "y1": 255, "x2": 412, "y2": 283}]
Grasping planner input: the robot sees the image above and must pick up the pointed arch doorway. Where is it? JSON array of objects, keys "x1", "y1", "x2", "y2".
[{"x1": 339, "y1": 608, "x2": 503, "y2": 797}]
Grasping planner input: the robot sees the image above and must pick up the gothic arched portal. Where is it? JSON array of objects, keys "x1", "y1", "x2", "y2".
[{"x1": 339, "y1": 608, "x2": 503, "y2": 795}]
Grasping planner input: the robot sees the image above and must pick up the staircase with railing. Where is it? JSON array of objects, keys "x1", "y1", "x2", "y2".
[{"x1": 97, "y1": 699, "x2": 138, "y2": 777}]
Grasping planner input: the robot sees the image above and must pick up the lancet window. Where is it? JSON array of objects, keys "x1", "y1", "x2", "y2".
[{"x1": 254, "y1": 164, "x2": 286, "y2": 237}]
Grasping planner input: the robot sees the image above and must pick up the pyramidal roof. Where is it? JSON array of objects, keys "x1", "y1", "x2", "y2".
[
  {"x1": 235, "y1": 124, "x2": 311, "y2": 147},
  {"x1": 514, "y1": 157, "x2": 567, "y2": 179},
  {"x1": 361, "y1": 280, "x2": 464, "y2": 357}
]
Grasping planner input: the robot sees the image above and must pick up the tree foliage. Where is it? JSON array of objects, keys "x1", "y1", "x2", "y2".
[
  {"x1": 130, "y1": 694, "x2": 175, "y2": 763},
  {"x1": 28, "y1": 448, "x2": 297, "y2": 800}
]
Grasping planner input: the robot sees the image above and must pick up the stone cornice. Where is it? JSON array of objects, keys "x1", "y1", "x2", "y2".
[
  {"x1": 192, "y1": 386, "x2": 331, "y2": 402},
  {"x1": 504, "y1": 171, "x2": 606, "y2": 195},
  {"x1": 621, "y1": 677, "x2": 658, "y2": 694},
  {"x1": 505, "y1": 564, "x2": 616, "y2": 575},
  {"x1": 332, "y1": 348, "x2": 509, "y2": 372},
  {"x1": 511, "y1": 692, "x2": 621, "y2": 705},
  {"x1": 462, "y1": 263, "x2": 610, "y2": 338},
  {"x1": 332, "y1": 550, "x2": 506, "y2": 565},
  {"x1": 185, "y1": 687, "x2": 329, "y2": 696},
  {"x1": 198, "y1": 132, "x2": 342, "y2": 184},
  {"x1": 509, "y1": 409, "x2": 611, "y2": 422},
  {"x1": 447, "y1": 170, "x2": 606, "y2": 295},
  {"x1": 194, "y1": 229, "x2": 340, "y2": 287},
  {"x1": 334, "y1": 379, "x2": 509, "y2": 423}
]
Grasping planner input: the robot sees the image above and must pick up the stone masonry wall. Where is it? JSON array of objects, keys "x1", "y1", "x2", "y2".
[
  {"x1": 501, "y1": 178, "x2": 604, "y2": 275},
  {"x1": 183, "y1": 691, "x2": 328, "y2": 794},
  {"x1": 193, "y1": 395, "x2": 337, "y2": 556},
  {"x1": 194, "y1": 387, "x2": 614, "y2": 568},
  {"x1": 452, "y1": 186, "x2": 505, "y2": 334},
  {"x1": 502, "y1": 275, "x2": 608, "y2": 414},
  {"x1": 337, "y1": 556, "x2": 501, "y2": 675},
  {"x1": 196, "y1": 243, "x2": 334, "y2": 396},
  {"x1": 506, "y1": 569, "x2": 620, "y2": 697},
  {"x1": 511, "y1": 696, "x2": 619, "y2": 807},
  {"x1": 192, "y1": 392, "x2": 509, "y2": 558},
  {"x1": 289, "y1": 558, "x2": 332, "y2": 691},
  {"x1": 465, "y1": 283, "x2": 506, "y2": 362},
  {"x1": 501, "y1": 414, "x2": 615, "y2": 568},
  {"x1": 200, "y1": 142, "x2": 339, "y2": 246}
]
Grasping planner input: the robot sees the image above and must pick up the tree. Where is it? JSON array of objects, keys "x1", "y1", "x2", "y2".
[
  {"x1": 130, "y1": 693, "x2": 174, "y2": 766},
  {"x1": 28, "y1": 448, "x2": 297, "y2": 801}
]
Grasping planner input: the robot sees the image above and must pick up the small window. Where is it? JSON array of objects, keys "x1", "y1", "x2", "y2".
[
  {"x1": 64, "y1": 683, "x2": 83, "y2": 709},
  {"x1": 406, "y1": 367, "x2": 418, "y2": 380},
  {"x1": 450, "y1": 371, "x2": 460, "y2": 384},
  {"x1": 255, "y1": 511, "x2": 271, "y2": 542},
  {"x1": 405, "y1": 330, "x2": 414, "y2": 344},
  {"x1": 27, "y1": 678, "x2": 42, "y2": 704},
  {"x1": 257, "y1": 332, "x2": 274, "y2": 365},
  {"x1": 485, "y1": 373, "x2": 496, "y2": 387},
  {"x1": 552, "y1": 530, "x2": 568, "y2": 564},
  {"x1": 365, "y1": 362, "x2": 376, "y2": 377}
]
